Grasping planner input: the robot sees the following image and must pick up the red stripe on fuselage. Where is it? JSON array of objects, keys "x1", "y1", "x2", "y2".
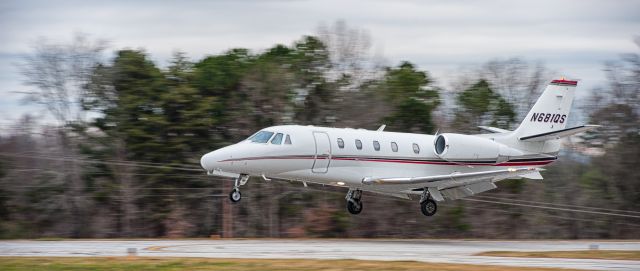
[
  {"x1": 495, "y1": 161, "x2": 554, "y2": 166},
  {"x1": 551, "y1": 79, "x2": 578, "y2": 86},
  {"x1": 221, "y1": 155, "x2": 555, "y2": 166}
]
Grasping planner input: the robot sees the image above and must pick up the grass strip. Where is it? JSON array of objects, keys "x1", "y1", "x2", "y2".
[
  {"x1": 476, "y1": 250, "x2": 640, "y2": 261},
  {"x1": 0, "y1": 257, "x2": 585, "y2": 271}
]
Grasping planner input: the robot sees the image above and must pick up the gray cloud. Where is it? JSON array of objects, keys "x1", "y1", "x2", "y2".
[{"x1": 1, "y1": 0, "x2": 638, "y2": 122}]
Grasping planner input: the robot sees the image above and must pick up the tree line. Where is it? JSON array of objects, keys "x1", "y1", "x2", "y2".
[{"x1": 0, "y1": 26, "x2": 638, "y2": 239}]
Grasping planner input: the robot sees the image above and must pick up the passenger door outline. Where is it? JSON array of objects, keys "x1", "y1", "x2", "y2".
[{"x1": 311, "y1": 132, "x2": 331, "y2": 173}]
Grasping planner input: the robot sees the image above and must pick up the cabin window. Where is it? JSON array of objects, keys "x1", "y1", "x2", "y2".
[
  {"x1": 412, "y1": 143, "x2": 420, "y2": 154},
  {"x1": 270, "y1": 133, "x2": 283, "y2": 144},
  {"x1": 250, "y1": 131, "x2": 274, "y2": 143},
  {"x1": 373, "y1": 140, "x2": 380, "y2": 151},
  {"x1": 355, "y1": 139, "x2": 363, "y2": 150},
  {"x1": 337, "y1": 138, "x2": 345, "y2": 149},
  {"x1": 284, "y1": 134, "x2": 292, "y2": 145},
  {"x1": 391, "y1": 142, "x2": 398, "y2": 152}
]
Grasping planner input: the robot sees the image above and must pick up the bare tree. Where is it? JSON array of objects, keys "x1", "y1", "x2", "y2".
[
  {"x1": 602, "y1": 37, "x2": 640, "y2": 109},
  {"x1": 19, "y1": 33, "x2": 107, "y2": 237},
  {"x1": 478, "y1": 58, "x2": 554, "y2": 121},
  {"x1": 584, "y1": 38, "x2": 640, "y2": 147},
  {"x1": 317, "y1": 20, "x2": 383, "y2": 90},
  {"x1": 21, "y1": 33, "x2": 108, "y2": 124},
  {"x1": 447, "y1": 58, "x2": 554, "y2": 132}
]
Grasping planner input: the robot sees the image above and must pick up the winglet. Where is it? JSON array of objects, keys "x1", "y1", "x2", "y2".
[{"x1": 377, "y1": 124, "x2": 386, "y2": 132}]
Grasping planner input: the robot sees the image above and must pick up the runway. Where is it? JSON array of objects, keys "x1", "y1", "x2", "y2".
[{"x1": 0, "y1": 239, "x2": 639, "y2": 270}]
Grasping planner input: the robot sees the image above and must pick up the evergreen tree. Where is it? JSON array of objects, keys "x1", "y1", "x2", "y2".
[
  {"x1": 380, "y1": 61, "x2": 440, "y2": 133},
  {"x1": 453, "y1": 79, "x2": 515, "y2": 132}
]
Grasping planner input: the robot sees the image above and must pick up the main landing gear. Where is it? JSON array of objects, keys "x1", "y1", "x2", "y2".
[
  {"x1": 420, "y1": 189, "x2": 437, "y2": 216},
  {"x1": 229, "y1": 174, "x2": 249, "y2": 203},
  {"x1": 345, "y1": 189, "x2": 363, "y2": 215}
]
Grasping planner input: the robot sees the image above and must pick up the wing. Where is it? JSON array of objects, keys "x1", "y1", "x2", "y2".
[
  {"x1": 362, "y1": 167, "x2": 542, "y2": 201},
  {"x1": 362, "y1": 167, "x2": 541, "y2": 186}
]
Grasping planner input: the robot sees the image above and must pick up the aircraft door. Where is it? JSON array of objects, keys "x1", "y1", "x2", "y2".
[{"x1": 312, "y1": 132, "x2": 331, "y2": 173}]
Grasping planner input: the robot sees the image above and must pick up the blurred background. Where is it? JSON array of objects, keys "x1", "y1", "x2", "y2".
[{"x1": 0, "y1": 0, "x2": 638, "y2": 239}]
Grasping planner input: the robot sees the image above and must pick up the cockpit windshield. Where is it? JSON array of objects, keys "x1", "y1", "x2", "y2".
[{"x1": 247, "y1": 131, "x2": 274, "y2": 143}]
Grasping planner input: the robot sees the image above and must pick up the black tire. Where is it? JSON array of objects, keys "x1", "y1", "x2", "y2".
[
  {"x1": 420, "y1": 199, "x2": 437, "y2": 216},
  {"x1": 229, "y1": 189, "x2": 241, "y2": 203},
  {"x1": 347, "y1": 199, "x2": 363, "y2": 215}
]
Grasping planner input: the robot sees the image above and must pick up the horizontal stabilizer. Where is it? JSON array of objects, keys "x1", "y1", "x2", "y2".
[
  {"x1": 519, "y1": 125, "x2": 600, "y2": 142},
  {"x1": 478, "y1": 126, "x2": 511, "y2": 133},
  {"x1": 362, "y1": 167, "x2": 541, "y2": 186}
]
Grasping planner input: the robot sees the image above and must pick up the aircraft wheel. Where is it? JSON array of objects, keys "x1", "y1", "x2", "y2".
[
  {"x1": 420, "y1": 198, "x2": 437, "y2": 216},
  {"x1": 347, "y1": 199, "x2": 363, "y2": 215},
  {"x1": 229, "y1": 188, "x2": 241, "y2": 203}
]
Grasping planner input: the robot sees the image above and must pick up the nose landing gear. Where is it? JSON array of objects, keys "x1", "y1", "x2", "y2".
[
  {"x1": 228, "y1": 174, "x2": 249, "y2": 203},
  {"x1": 229, "y1": 188, "x2": 241, "y2": 203},
  {"x1": 345, "y1": 189, "x2": 363, "y2": 215}
]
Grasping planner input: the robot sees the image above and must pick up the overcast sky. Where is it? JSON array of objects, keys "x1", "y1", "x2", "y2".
[{"x1": 1, "y1": 0, "x2": 638, "y2": 125}]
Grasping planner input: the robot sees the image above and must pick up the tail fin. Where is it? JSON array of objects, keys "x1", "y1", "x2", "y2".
[{"x1": 513, "y1": 79, "x2": 577, "y2": 139}]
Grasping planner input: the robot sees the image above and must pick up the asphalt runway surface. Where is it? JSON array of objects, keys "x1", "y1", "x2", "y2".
[{"x1": 0, "y1": 239, "x2": 639, "y2": 270}]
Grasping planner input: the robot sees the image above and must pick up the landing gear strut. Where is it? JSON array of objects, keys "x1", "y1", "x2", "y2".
[
  {"x1": 420, "y1": 189, "x2": 437, "y2": 216},
  {"x1": 345, "y1": 189, "x2": 363, "y2": 215},
  {"x1": 228, "y1": 174, "x2": 249, "y2": 203}
]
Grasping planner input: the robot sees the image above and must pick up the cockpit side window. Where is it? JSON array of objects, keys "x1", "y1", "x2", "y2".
[
  {"x1": 270, "y1": 133, "x2": 283, "y2": 144},
  {"x1": 250, "y1": 131, "x2": 274, "y2": 143},
  {"x1": 284, "y1": 135, "x2": 292, "y2": 145}
]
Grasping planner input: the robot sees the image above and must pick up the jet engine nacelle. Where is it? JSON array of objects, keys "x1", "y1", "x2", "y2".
[{"x1": 433, "y1": 133, "x2": 522, "y2": 161}]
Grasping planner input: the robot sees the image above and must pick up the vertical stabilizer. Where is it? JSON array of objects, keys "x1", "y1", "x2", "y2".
[{"x1": 513, "y1": 79, "x2": 577, "y2": 138}]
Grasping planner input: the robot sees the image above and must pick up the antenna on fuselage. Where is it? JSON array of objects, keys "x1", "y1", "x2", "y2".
[{"x1": 376, "y1": 124, "x2": 386, "y2": 131}]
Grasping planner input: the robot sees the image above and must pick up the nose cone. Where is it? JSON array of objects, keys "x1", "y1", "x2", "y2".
[
  {"x1": 200, "y1": 145, "x2": 233, "y2": 171},
  {"x1": 200, "y1": 151, "x2": 216, "y2": 171}
]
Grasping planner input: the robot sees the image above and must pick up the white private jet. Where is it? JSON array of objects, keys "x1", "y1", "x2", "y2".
[{"x1": 200, "y1": 78, "x2": 599, "y2": 216}]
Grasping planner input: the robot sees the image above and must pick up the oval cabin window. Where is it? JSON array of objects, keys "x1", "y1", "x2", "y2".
[{"x1": 391, "y1": 142, "x2": 398, "y2": 152}]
